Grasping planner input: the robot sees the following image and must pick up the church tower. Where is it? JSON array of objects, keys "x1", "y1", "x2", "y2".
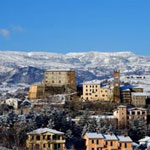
[
  {"x1": 113, "y1": 70, "x2": 121, "y2": 103},
  {"x1": 117, "y1": 105, "x2": 127, "y2": 129}
]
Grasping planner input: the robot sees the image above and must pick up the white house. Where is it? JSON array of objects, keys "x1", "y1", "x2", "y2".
[
  {"x1": 139, "y1": 136, "x2": 150, "y2": 147},
  {"x1": 2, "y1": 98, "x2": 22, "y2": 109}
]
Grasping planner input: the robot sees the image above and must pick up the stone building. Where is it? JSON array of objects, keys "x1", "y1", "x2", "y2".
[
  {"x1": 26, "y1": 128, "x2": 66, "y2": 150},
  {"x1": 28, "y1": 70, "x2": 76, "y2": 100},
  {"x1": 120, "y1": 85, "x2": 144, "y2": 104},
  {"x1": 127, "y1": 107, "x2": 147, "y2": 124},
  {"x1": 43, "y1": 70, "x2": 76, "y2": 89},
  {"x1": 121, "y1": 89, "x2": 131, "y2": 103},
  {"x1": 113, "y1": 70, "x2": 121, "y2": 103},
  {"x1": 113, "y1": 105, "x2": 127, "y2": 129},
  {"x1": 84, "y1": 132, "x2": 133, "y2": 150},
  {"x1": 113, "y1": 105, "x2": 147, "y2": 129},
  {"x1": 1, "y1": 98, "x2": 22, "y2": 109},
  {"x1": 131, "y1": 92, "x2": 150, "y2": 107},
  {"x1": 82, "y1": 80, "x2": 112, "y2": 101},
  {"x1": 28, "y1": 84, "x2": 45, "y2": 100}
]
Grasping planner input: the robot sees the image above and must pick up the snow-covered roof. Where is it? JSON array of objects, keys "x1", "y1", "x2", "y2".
[
  {"x1": 83, "y1": 80, "x2": 101, "y2": 85},
  {"x1": 104, "y1": 134, "x2": 118, "y2": 141},
  {"x1": 101, "y1": 85, "x2": 110, "y2": 89},
  {"x1": 118, "y1": 136, "x2": 132, "y2": 142},
  {"x1": 85, "y1": 133, "x2": 104, "y2": 139},
  {"x1": 5, "y1": 98, "x2": 21, "y2": 102},
  {"x1": 132, "y1": 92, "x2": 150, "y2": 96},
  {"x1": 139, "y1": 136, "x2": 150, "y2": 142},
  {"x1": 127, "y1": 107, "x2": 147, "y2": 111},
  {"x1": 132, "y1": 142, "x2": 139, "y2": 147},
  {"x1": 86, "y1": 133, "x2": 132, "y2": 142},
  {"x1": 122, "y1": 89, "x2": 131, "y2": 91},
  {"x1": 132, "y1": 85, "x2": 143, "y2": 89},
  {"x1": 46, "y1": 69, "x2": 74, "y2": 72},
  {"x1": 90, "y1": 115, "x2": 116, "y2": 119},
  {"x1": 120, "y1": 84, "x2": 143, "y2": 91},
  {"x1": 120, "y1": 85, "x2": 135, "y2": 91},
  {"x1": 27, "y1": 128, "x2": 64, "y2": 135},
  {"x1": 118, "y1": 105, "x2": 127, "y2": 108}
]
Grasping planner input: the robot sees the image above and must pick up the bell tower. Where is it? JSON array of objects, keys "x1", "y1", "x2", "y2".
[{"x1": 113, "y1": 70, "x2": 120, "y2": 103}]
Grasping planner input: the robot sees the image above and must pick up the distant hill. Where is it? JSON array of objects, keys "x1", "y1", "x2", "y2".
[{"x1": 0, "y1": 51, "x2": 150, "y2": 90}]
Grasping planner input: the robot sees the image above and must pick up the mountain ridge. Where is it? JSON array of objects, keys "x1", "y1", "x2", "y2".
[{"x1": 0, "y1": 50, "x2": 150, "y2": 89}]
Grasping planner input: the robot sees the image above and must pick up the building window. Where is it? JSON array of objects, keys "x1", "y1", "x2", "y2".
[
  {"x1": 132, "y1": 111, "x2": 135, "y2": 115},
  {"x1": 43, "y1": 144, "x2": 46, "y2": 148},
  {"x1": 43, "y1": 135, "x2": 46, "y2": 140},
  {"x1": 96, "y1": 140, "x2": 99, "y2": 144},
  {"x1": 91, "y1": 148, "x2": 94, "y2": 150},
  {"x1": 137, "y1": 111, "x2": 140, "y2": 115},
  {"x1": 125, "y1": 143, "x2": 127, "y2": 148},
  {"x1": 54, "y1": 144, "x2": 57, "y2": 149},
  {"x1": 52, "y1": 80, "x2": 54, "y2": 83},
  {"x1": 53, "y1": 135, "x2": 56, "y2": 140},
  {"x1": 110, "y1": 141, "x2": 113, "y2": 146},
  {"x1": 58, "y1": 144, "x2": 61, "y2": 148},
  {"x1": 31, "y1": 136, "x2": 34, "y2": 140},
  {"x1": 92, "y1": 140, "x2": 94, "y2": 144},
  {"x1": 36, "y1": 135, "x2": 40, "y2": 140},
  {"x1": 95, "y1": 95, "x2": 98, "y2": 97},
  {"x1": 47, "y1": 135, "x2": 51, "y2": 140},
  {"x1": 48, "y1": 143, "x2": 50, "y2": 148},
  {"x1": 142, "y1": 111, "x2": 145, "y2": 115},
  {"x1": 59, "y1": 80, "x2": 61, "y2": 83},
  {"x1": 105, "y1": 141, "x2": 108, "y2": 145},
  {"x1": 120, "y1": 143, "x2": 122, "y2": 147}
]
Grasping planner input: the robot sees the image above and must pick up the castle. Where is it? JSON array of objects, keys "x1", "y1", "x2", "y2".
[{"x1": 28, "y1": 69, "x2": 76, "y2": 99}]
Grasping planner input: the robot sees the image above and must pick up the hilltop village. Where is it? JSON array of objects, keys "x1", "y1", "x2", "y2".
[{"x1": 0, "y1": 69, "x2": 150, "y2": 150}]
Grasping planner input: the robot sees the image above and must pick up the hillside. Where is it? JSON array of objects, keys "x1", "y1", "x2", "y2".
[{"x1": 0, "y1": 51, "x2": 150, "y2": 94}]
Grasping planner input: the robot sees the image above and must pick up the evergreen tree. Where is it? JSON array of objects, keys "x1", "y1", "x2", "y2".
[{"x1": 128, "y1": 119, "x2": 146, "y2": 142}]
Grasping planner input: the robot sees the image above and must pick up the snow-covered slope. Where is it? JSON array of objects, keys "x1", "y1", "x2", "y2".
[{"x1": 0, "y1": 51, "x2": 150, "y2": 88}]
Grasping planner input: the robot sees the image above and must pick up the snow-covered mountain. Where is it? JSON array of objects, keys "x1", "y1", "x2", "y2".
[{"x1": 0, "y1": 51, "x2": 150, "y2": 89}]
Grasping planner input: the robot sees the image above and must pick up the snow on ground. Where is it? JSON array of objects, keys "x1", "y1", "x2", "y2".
[{"x1": 121, "y1": 75, "x2": 150, "y2": 92}]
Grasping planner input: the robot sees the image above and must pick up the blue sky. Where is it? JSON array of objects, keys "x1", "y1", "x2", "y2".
[{"x1": 0, "y1": 0, "x2": 150, "y2": 55}]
